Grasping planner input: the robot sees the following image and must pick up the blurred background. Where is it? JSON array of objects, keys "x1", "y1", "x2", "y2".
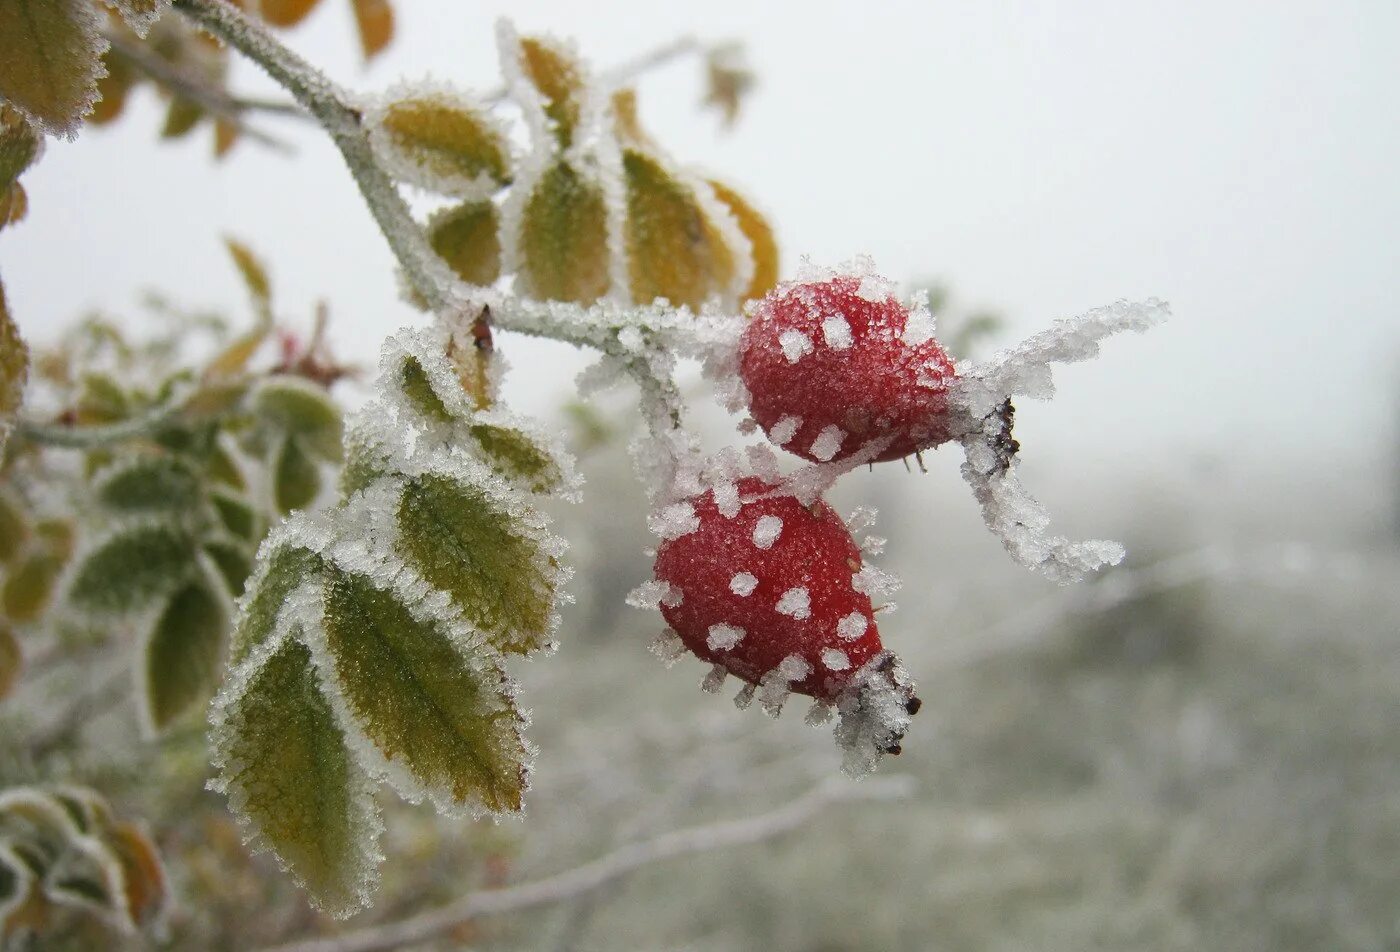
[{"x1": 2, "y1": 1, "x2": 1399, "y2": 949}]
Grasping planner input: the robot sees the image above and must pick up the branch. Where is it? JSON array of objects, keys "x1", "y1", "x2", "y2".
[
  {"x1": 16, "y1": 400, "x2": 187, "y2": 449},
  {"x1": 259, "y1": 776, "x2": 914, "y2": 952},
  {"x1": 173, "y1": 0, "x2": 456, "y2": 316}
]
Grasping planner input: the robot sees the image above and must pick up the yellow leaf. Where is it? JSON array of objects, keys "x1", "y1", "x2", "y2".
[
  {"x1": 105, "y1": 822, "x2": 169, "y2": 928},
  {"x1": 223, "y1": 237, "x2": 272, "y2": 319},
  {"x1": 372, "y1": 93, "x2": 510, "y2": 197},
  {"x1": 517, "y1": 35, "x2": 583, "y2": 148},
  {"x1": 0, "y1": 0, "x2": 107, "y2": 136},
  {"x1": 622, "y1": 150, "x2": 736, "y2": 309},
  {"x1": 517, "y1": 161, "x2": 609, "y2": 303},
  {"x1": 0, "y1": 106, "x2": 41, "y2": 193},
  {"x1": 161, "y1": 96, "x2": 203, "y2": 138},
  {"x1": 259, "y1": 0, "x2": 322, "y2": 28},
  {"x1": 1, "y1": 275, "x2": 28, "y2": 455},
  {"x1": 89, "y1": 51, "x2": 135, "y2": 125},
  {"x1": 213, "y1": 117, "x2": 239, "y2": 158},
  {"x1": 0, "y1": 183, "x2": 25, "y2": 232},
  {"x1": 351, "y1": 0, "x2": 393, "y2": 60},
  {"x1": 426, "y1": 201, "x2": 500, "y2": 288},
  {"x1": 0, "y1": 624, "x2": 18, "y2": 701},
  {"x1": 104, "y1": 0, "x2": 171, "y2": 36},
  {"x1": 707, "y1": 178, "x2": 778, "y2": 302}
]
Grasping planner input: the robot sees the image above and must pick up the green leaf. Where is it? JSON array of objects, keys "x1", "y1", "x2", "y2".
[
  {"x1": 0, "y1": 488, "x2": 27, "y2": 564},
  {"x1": 214, "y1": 636, "x2": 377, "y2": 917},
  {"x1": 0, "y1": 624, "x2": 18, "y2": 701},
  {"x1": 338, "y1": 432, "x2": 387, "y2": 499},
  {"x1": 518, "y1": 161, "x2": 609, "y2": 304},
  {"x1": 67, "y1": 523, "x2": 193, "y2": 614},
  {"x1": 224, "y1": 236, "x2": 273, "y2": 324},
  {"x1": 93, "y1": 454, "x2": 202, "y2": 514},
  {"x1": 274, "y1": 436, "x2": 321, "y2": 515},
  {"x1": 426, "y1": 201, "x2": 500, "y2": 287},
  {"x1": 395, "y1": 473, "x2": 554, "y2": 654},
  {"x1": 143, "y1": 580, "x2": 227, "y2": 730},
  {"x1": 250, "y1": 376, "x2": 343, "y2": 461},
  {"x1": 398, "y1": 355, "x2": 454, "y2": 425},
  {"x1": 467, "y1": 422, "x2": 563, "y2": 494},
  {"x1": 160, "y1": 96, "x2": 202, "y2": 138},
  {"x1": 210, "y1": 488, "x2": 257, "y2": 540},
  {"x1": 230, "y1": 544, "x2": 321, "y2": 666},
  {"x1": 321, "y1": 565, "x2": 528, "y2": 811},
  {"x1": 0, "y1": 274, "x2": 27, "y2": 455},
  {"x1": 372, "y1": 93, "x2": 509, "y2": 196},
  {"x1": 2, "y1": 551, "x2": 63, "y2": 623},
  {"x1": 0, "y1": 0, "x2": 106, "y2": 136},
  {"x1": 202, "y1": 538, "x2": 254, "y2": 596}
]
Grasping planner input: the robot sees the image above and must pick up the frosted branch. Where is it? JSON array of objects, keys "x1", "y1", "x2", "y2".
[{"x1": 258, "y1": 776, "x2": 914, "y2": 952}]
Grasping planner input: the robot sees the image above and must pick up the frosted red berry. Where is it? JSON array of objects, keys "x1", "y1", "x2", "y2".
[
  {"x1": 653, "y1": 477, "x2": 883, "y2": 703},
  {"x1": 739, "y1": 274, "x2": 959, "y2": 464}
]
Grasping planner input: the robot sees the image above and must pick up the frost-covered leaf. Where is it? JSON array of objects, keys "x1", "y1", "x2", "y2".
[
  {"x1": 518, "y1": 161, "x2": 610, "y2": 303},
  {"x1": 103, "y1": 0, "x2": 171, "y2": 36},
  {"x1": 67, "y1": 523, "x2": 193, "y2": 614},
  {"x1": 0, "y1": 106, "x2": 40, "y2": 234},
  {"x1": 395, "y1": 473, "x2": 555, "y2": 654},
  {"x1": 369, "y1": 90, "x2": 510, "y2": 198},
  {"x1": 249, "y1": 376, "x2": 343, "y2": 461},
  {"x1": 0, "y1": 274, "x2": 27, "y2": 454},
  {"x1": 426, "y1": 201, "x2": 501, "y2": 287},
  {"x1": 514, "y1": 34, "x2": 584, "y2": 148},
  {"x1": 351, "y1": 0, "x2": 393, "y2": 60},
  {"x1": 622, "y1": 149, "x2": 738, "y2": 309},
  {"x1": 0, "y1": 0, "x2": 106, "y2": 136},
  {"x1": 143, "y1": 579, "x2": 227, "y2": 730},
  {"x1": 2, "y1": 551, "x2": 63, "y2": 623},
  {"x1": 258, "y1": 0, "x2": 323, "y2": 27},
  {"x1": 466, "y1": 422, "x2": 564, "y2": 495},
  {"x1": 320, "y1": 565, "x2": 528, "y2": 811},
  {"x1": 202, "y1": 538, "x2": 253, "y2": 595},
  {"x1": 230, "y1": 543, "x2": 321, "y2": 665},
  {"x1": 104, "y1": 821, "x2": 168, "y2": 929},
  {"x1": 89, "y1": 51, "x2": 134, "y2": 125},
  {"x1": 0, "y1": 624, "x2": 18, "y2": 700},
  {"x1": 211, "y1": 636, "x2": 378, "y2": 916},
  {"x1": 273, "y1": 435, "x2": 322, "y2": 515},
  {"x1": 708, "y1": 178, "x2": 778, "y2": 302},
  {"x1": 398, "y1": 355, "x2": 453, "y2": 424},
  {"x1": 93, "y1": 454, "x2": 201, "y2": 514}
]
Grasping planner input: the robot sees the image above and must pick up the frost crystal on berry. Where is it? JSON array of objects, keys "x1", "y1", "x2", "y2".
[
  {"x1": 809, "y1": 425, "x2": 845, "y2": 462},
  {"x1": 768, "y1": 415, "x2": 801, "y2": 446},
  {"x1": 751, "y1": 515, "x2": 783, "y2": 549},
  {"x1": 821, "y1": 648, "x2": 851, "y2": 671},
  {"x1": 707, "y1": 623, "x2": 745, "y2": 651},
  {"x1": 729, "y1": 572, "x2": 758, "y2": 596},
  {"x1": 775, "y1": 587, "x2": 811, "y2": 620},
  {"x1": 778, "y1": 329, "x2": 814, "y2": 363},
  {"x1": 836, "y1": 612, "x2": 868, "y2": 641},
  {"x1": 821, "y1": 315, "x2": 853, "y2": 350}
]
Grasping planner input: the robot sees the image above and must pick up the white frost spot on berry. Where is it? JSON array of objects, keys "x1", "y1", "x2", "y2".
[
  {"x1": 768, "y1": 415, "x2": 802, "y2": 447},
  {"x1": 752, "y1": 515, "x2": 783, "y2": 549},
  {"x1": 712, "y1": 481, "x2": 742, "y2": 518},
  {"x1": 648, "y1": 502, "x2": 700, "y2": 540},
  {"x1": 758, "y1": 654, "x2": 814, "y2": 717},
  {"x1": 648, "y1": 629, "x2": 686, "y2": 667},
  {"x1": 804, "y1": 699, "x2": 834, "y2": 726},
  {"x1": 701, "y1": 663, "x2": 727, "y2": 694},
  {"x1": 775, "y1": 587, "x2": 811, "y2": 620},
  {"x1": 729, "y1": 572, "x2": 758, "y2": 596},
  {"x1": 734, "y1": 682, "x2": 757, "y2": 709},
  {"x1": 707, "y1": 623, "x2": 745, "y2": 651},
  {"x1": 778, "y1": 329, "x2": 814, "y2": 363},
  {"x1": 901, "y1": 302, "x2": 936, "y2": 346},
  {"x1": 626, "y1": 579, "x2": 682, "y2": 610},
  {"x1": 821, "y1": 648, "x2": 852, "y2": 671},
  {"x1": 809, "y1": 425, "x2": 845, "y2": 462},
  {"x1": 855, "y1": 274, "x2": 894, "y2": 302},
  {"x1": 820, "y1": 315, "x2": 853, "y2": 350},
  {"x1": 852, "y1": 564, "x2": 901, "y2": 599},
  {"x1": 834, "y1": 651, "x2": 916, "y2": 778},
  {"x1": 836, "y1": 612, "x2": 869, "y2": 642}
]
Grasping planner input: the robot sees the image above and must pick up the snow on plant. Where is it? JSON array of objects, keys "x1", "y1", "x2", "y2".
[{"x1": 0, "y1": 0, "x2": 1165, "y2": 931}]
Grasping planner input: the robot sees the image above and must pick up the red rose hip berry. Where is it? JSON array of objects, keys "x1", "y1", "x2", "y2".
[
  {"x1": 740, "y1": 272, "x2": 959, "y2": 464},
  {"x1": 647, "y1": 476, "x2": 919, "y2": 775}
]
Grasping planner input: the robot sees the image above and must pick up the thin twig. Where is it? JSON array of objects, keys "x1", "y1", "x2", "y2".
[
  {"x1": 173, "y1": 0, "x2": 457, "y2": 316},
  {"x1": 258, "y1": 776, "x2": 914, "y2": 952},
  {"x1": 16, "y1": 400, "x2": 186, "y2": 449},
  {"x1": 102, "y1": 28, "x2": 296, "y2": 151}
]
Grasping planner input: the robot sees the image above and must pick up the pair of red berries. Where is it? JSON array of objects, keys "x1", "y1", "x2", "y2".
[{"x1": 648, "y1": 270, "x2": 963, "y2": 773}]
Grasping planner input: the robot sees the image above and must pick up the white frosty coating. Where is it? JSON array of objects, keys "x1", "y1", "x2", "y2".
[
  {"x1": 745, "y1": 444, "x2": 784, "y2": 485},
  {"x1": 901, "y1": 301, "x2": 936, "y2": 346},
  {"x1": 778, "y1": 329, "x2": 814, "y2": 363},
  {"x1": 852, "y1": 564, "x2": 901, "y2": 599},
  {"x1": 701, "y1": 663, "x2": 728, "y2": 694},
  {"x1": 845, "y1": 507, "x2": 878, "y2": 534},
  {"x1": 626, "y1": 579, "x2": 681, "y2": 610},
  {"x1": 768, "y1": 415, "x2": 802, "y2": 447},
  {"x1": 707, "y1": 623, "x2": 745, "y2": 651},
  {"x1": 834, "y1": 652, "x2": 916, "y2": 779},
  {"x1": 821, "y1": 648, "x2": 852, "y2": 671},
  {"x1": 861, "y1": 535, "x2": 887, "y2": 556},
  {"x1": 363, "y1": 80, "x2": 510, "y2": 201},
  {"x1": 649, "y1": 629, "x2": 686, "y2": 667},
  {"x1": 775, "y1": 587, "x2": 811, "y2": 620},
  {"x1": 809, "y1": 425, "x2": 845, "y2": 462},
  {"x1": 648, "y1": 502, "x2": 700, "y2": 541},
  {"x1": 752, "y1": 515, "x2": 783, "y2": 549},
  {"x1": 836, "y1": 612, "x2": 869, "y2": 642},
  {"x1": 821, "y1": 315, "x2": 853, "y2": 350},
  {"x1": 712, "y1": 481, "x2": 742, "y2": 518},
  {"x1": 729, "y1": 572, "x2": 759, "y2": 596},
  {"x1": 804, "y1": 699, "x2": 834, "y2": 726},
  {"x1": 757, "y1": 654, "x2": 813, "y2": 717},
  {"x1": 733, "y1": 682, "x2": 757, "y2": 709},
  {"x1": 855, "y1": 273, "x2": 896, "y2": 302}
]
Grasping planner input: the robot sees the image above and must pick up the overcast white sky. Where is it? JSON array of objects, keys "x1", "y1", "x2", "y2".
[{"x1": 3, "y1": 0, "x2": 1398, "y2": 499}]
